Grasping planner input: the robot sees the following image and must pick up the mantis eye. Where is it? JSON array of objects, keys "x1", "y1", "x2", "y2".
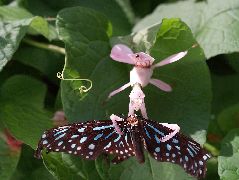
[{"x1": 135, "y1": 54, "x2": 139, "y2": 58}]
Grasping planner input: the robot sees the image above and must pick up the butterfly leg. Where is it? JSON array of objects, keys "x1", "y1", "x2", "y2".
[
  {"x1": 107, "y1": 82, "x2": 131, "y2": 100},
  {"x1": 159, "y1": 123, "x2": 180, "y2": 142},
  {"x1": 110, "y1": 114, "x2": 124, "y2": 135}
]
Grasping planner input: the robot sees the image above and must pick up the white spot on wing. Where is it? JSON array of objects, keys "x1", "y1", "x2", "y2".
[
  {"x1": 71, "y1": 144, "x2": 76, "y2": 148},
  {"x1": 78, "y1": 128, "x2": 85, "y2": 133},
  {"x1": 88, "y1": 144, "x2": 95, "y2": 150},
  {"x1": 58, "y1": 141, "x2": 63, "y2": 146},
  {"x1": 80, "y1": 137, "x2": 87, "y2": 143}
]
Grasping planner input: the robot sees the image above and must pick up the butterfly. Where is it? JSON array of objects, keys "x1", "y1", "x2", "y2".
[{"x1": 35, "y1": 115, "x2": 211, "y2": 179}]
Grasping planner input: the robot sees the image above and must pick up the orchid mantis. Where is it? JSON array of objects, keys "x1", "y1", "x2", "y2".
[
  {"x1": 107, "y1": 44, "x2": 189, "y2": 140},
  {"x1": 108, "y1": 44, "x2": 189, "y2": 118}
]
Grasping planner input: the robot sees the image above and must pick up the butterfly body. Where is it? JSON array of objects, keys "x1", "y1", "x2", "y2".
[{"x1": 35, "y1": 115, "x2": 210, "y2": 179}]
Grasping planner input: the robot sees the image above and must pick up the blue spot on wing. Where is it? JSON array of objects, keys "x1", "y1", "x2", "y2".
[
  {"x1": 114, "y1": 134, "x2": 121, "y2": 142},
  {"x1": 184, "y1": 155, "x2": 189, "y2": 161},
  {"x1": 175, "y1": 145, "x2": 180, "y2": 150},
  {"x1": 55, "y1": 133, "x2": 66, "y2": 141},
  {"x1": 166, "y1": 144, "x2": 172, "y2": 151},
  {"x1": 187, "y1": 147, "x2": 194, "y2": 157},
  {"x1": 105, "y1": 131, "x2": 115, "y2": 140},
  {"x1": 154, "y1": 135, "x2": 161, "y2": 144},
  {"x1": 54, "y1": 129, "x2": 68, "y2": 136},
  {"x1": 188, "y1": 144, "x2": 197, "y2": 155},
  {"x1": 144, "y1": 127, "x2": 151, "y2": 139},
  {"x1": 93, "y1": 125, "x2": 113, "y2": 131},
  {"x1": 172, "y1": 138, "x2": 179, "y2": 143},
  {"x1": 147, "y1": 124, "x2": 165, "y2": 136},
  {"x1": 155, "y1": 147, "x2": 160, "y2": 152},
  {"x1": 94, "y1": 133, "x2": 103, "y2": 140}
]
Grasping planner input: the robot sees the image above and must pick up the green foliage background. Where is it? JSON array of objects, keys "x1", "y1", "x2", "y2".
[{"x1": 0, "y1": 0, "x2": 238, "y2": 179}]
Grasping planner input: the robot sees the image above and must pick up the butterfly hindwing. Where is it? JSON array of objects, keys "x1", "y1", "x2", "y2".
[
  {"x1": 102, "y1": 120, "x2": 136, "y2": 164},
  {"x1": 141, "y1": 118, "x2": 211, "y2": 179}
]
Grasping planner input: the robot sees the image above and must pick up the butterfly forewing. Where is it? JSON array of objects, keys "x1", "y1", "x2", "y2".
[
  {"x1": 36, "y1": 120, "x2": 116, "y2": 159},
  {"x1": 141, "y1": 118, "x2": 211, "y2": 179},
  {"x1": 35, "y1": 119, "x2": 135, "y2": 164}
]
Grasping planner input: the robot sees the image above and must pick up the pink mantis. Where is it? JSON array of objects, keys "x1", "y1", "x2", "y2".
[{"x1": 108, "y1": 44, "x2": 190, "y2": 141}]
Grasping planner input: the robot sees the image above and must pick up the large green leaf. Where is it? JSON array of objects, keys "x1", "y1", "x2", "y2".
[
  {"x1": 0, "y1": 6, "x2": 50, "y2": 71},
  {"x1": 133, "y1": 0, "x2": 239, "y2": 59},
  {"x1": 56, "y1": 6, "x2": 211, "y2": 179},
  {"x1": 207, "y1": 73, "x2": 239, "y2": 146},
  {"x1": 0, "y1": 132, "x2": 20, "y2": 180},
  {"x1": 0, "y1": 75, "x2": 52, "y2": 148},
  {"x1": 211, "y1": 74, "x2": 239, "y2": 114},
  {"x1": 226, "y1": 53, "x2": 239, "y2": 73},
  {"x1": 217, "y1": 104, "x2": 239, "y2": 134},
  {"x1": 20, "y1": 0, "x2": 132, "y2": 35},
  {"x1": 11, "y1": 145, "x2": 54, "y2": 180},
  {"x1": 13, "y1": 45, "x2": 64, "y2": 84},
  {"x1": 43, "y1": 152, "x2": 101, "y2": 180},
  {"x1": 108, "y1": 155, "x2": 193, "y2": 180},
  {"x1": 0, "y1": 6, "x2": 32, "y2": 20},
  {"x1": 218, "y1": 129, "x2": 239, "y2": 180}
]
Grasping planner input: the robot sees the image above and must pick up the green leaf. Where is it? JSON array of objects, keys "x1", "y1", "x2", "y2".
[
  {"x1": 95, "y1": 155, "x2": 110, "y2": 180},
  {"x1": 0, "y1": 132, "x2": 20, "y2": 180},
  {"x1": 133, "y1": 0, "x2": 239, "y2": 59},
  {"x1": 207, "y1": 73, "x2": 239, "y2": 146},
  {"x1": 0, "y1": 13, "x2": 49, "y2": 71},
  {"x1": 0, "y1": 6, "x2": 32, "y2": 20},
  {"x1": 217, "y1": 104, "x2": 239, "y2": 134},
  {"x1": 211, "y1": 74, "x2": 239, "y2": 114},
  {"x1": 43, "y1": 152, "x2": 101, "y2": 180},
  {"x1": 11, "y1": 145, "x2": 54, "y2": 180},
  {"x1": 108, "y1": 155, "x2": 193, "y2": 180},
  {"x1": 21, "y1": 0, "x2": 132, "y2": 35},
  {"x1": 13, "y1": 46, "x2": 64, "y2": 84},
  {"x1": 226, "y1": 53, "x2": 239, "y2": 73},
  {"x1": 57, "y1": 6, "x2": 211, "y2": 179},
  {"x1": 218, "y1": 129, "x2": 239, "y2": 180},
  {"x1": 0, "y1": 75, "x2": 52, "y2": 148},
  {"x1": 115, "y1": 0, "x2": 135, "y2": 24}
]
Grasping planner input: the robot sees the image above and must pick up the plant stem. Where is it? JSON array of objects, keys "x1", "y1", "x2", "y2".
[
  {"x1": 204, "y1": 142, "x2": 220, "y2": 157},
  {"x1": 23, "y1": 38, "x2": 66, "y2": 55}
]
